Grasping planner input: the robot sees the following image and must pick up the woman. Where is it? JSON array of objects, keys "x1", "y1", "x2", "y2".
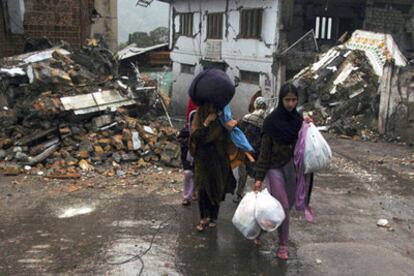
[
  {"x1": 254, "y1": 83, "x2": 312, "y2": 260},
  {"x1": 190, "y1": 103, "x2": 236, "y2": 232},
  {"x1": 233, "y1": 97, "x2": 267, "y2": 203}
]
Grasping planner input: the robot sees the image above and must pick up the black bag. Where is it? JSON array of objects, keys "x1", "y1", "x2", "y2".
[{"x1": 189, "y1": 68, "x2": 235, "y2": 109}]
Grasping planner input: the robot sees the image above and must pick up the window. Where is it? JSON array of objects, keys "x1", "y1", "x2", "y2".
[
  {"x1": 201, "y1": 60, "x2": 226, "y2": 71},
  {"x1": 181, "y1": 63, "x2": 195, "y2": 74},
  {"x1": 207, "y1": 13, "x2": 223, "y2": 39},
  {"x1": 240, "y1": 70, "x2": 260, "y2": 85},
  {"x1": 315, "y1": 16, "x2": 333, "y2": 40},
  {"x1": 179, "y1": 13, "x2": 193, "y2": 37},
  {"x1": 240, "y1": 9, "x2": 263, "y2": 39}
]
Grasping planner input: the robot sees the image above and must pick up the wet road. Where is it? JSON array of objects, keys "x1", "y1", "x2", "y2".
[
  {"x1": 1, "y1": 138, "x2": 414, "y2": 275},
  {"x1": 0, "y1": 188, "x2": 302, "y2": 275}
]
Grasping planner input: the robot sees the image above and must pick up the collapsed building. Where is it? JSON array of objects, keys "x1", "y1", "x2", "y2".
[
  {"x1": 0, "y1": 1, "x2": 182, "y2": 177},
  {"x1": 292, "y1": 30, "x2": 413, "y2": 142},
  {"x1": 0, "y1": 43, "x2": 180, "y2": 177}
]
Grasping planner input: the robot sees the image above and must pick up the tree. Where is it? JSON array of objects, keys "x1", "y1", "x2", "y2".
[
  {"x1": 126, "y1": 27, "x2": 169, "y2": 48},
  {"x1": 128, "y1": 32, "x2": 154, "y2": 47},
  {"x1": 149, "y1": 27, "x2": 169, "y2": 44}
]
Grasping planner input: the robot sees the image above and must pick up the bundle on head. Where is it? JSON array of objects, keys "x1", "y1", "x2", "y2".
[{"x1": 189, "y1": 68, "x2": 235, "y2": 110}]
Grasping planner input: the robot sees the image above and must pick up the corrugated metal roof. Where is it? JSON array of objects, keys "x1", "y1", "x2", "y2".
[{"x1": 116, "y1": 43, "x2": 168, "y2": 61}]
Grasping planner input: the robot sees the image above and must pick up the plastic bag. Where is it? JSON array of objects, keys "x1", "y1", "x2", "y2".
[
  {"x1": 232, "y1": 192, "x2": 261, "y2": 239},
  {"x1": 304, "y1": 123, "x2": 332, "y2": 174},
  {"x1": 255, "y1": 189, "x2": 285, "y2": 232}
]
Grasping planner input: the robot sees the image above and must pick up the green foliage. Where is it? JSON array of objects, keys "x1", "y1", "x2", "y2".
[
  {"x1": 127, "y1": 27, "x2": 168, "y2": 47},
  {"x1": 149, "y1": 27, "x2": 169, "y2": 44}
]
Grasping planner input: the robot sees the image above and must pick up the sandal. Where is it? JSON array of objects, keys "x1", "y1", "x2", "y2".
[
  {"x1": 208, "y1": 220, "x2": 217, "y2": 228},
  {"x1": 304, "y1": 207, "x2": 314, "y2": 223},
  {"x1": 196, "y1": 223, "x2": 205, "y2": 232},
  {"x1": 182, "y1": 199, "x2": 190, "y2": 206},
  {"x1": 277, "y1": 245, "x2": 289, "y2": 260},
  {"x1": 196, "y1": 218, "x2": 209, "y2": 232}
]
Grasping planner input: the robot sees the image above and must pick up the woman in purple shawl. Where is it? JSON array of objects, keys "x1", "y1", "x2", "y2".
[{"x1": 254, "y1": 83, "x2": 313, "y2": 260}]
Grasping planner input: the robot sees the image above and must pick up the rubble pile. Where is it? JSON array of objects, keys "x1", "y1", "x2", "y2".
[
  {"x1": 293, "y1": 47, "x2": 380, "y2": 139},
  {"x1": 292, "y1": 30, "x2": 409, "y2": 140},
  {"x1": 0, "y1": 45, "x2": 179, "y2": 177}
]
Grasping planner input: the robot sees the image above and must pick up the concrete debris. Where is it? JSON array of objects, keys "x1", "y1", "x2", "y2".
[
  {"x1": 376, "y1": 219, "x2": 390, "y2": 227},
  {"x1": 294, "y1": 48, "x2": 380, "y2": 139},
  {"x1": 376, "y1": 218, "x2": 394, "y2": 232},
  {"x1": 0, "y1": 42, "x2": 179, "y2": 178},
  {"x1": 293, "y1": 30, "x2": 413, "y2": 142},
  {"x1": 316, "y1": 259, "x2": 322, "y2": 265}
]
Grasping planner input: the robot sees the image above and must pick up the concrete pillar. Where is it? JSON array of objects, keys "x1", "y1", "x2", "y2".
[{"x1": 91, "y1": 0, "x2": 118, "y2": 53}]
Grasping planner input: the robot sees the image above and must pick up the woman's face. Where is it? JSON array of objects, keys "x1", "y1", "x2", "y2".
[{"x1": 282, "y1": 92, "x2": 298, "y2": 112}]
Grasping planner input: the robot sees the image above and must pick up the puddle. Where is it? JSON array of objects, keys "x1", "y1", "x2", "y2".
[{"x1": 57, "y1": 205, "x2": 95, "y2": 218}]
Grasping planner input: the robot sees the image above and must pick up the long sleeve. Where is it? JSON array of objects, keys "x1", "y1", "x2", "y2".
[
  {"x1": 255, "y1": 132, "x2": 296, "y2": 181},
  {"x1": 255, "y1": 133, "x2": 272, "y2": 181},
  {"x1": 189, "y1": 120, "x2": 222, "y2": 156}
]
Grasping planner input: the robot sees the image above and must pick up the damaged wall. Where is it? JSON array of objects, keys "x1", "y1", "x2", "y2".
[
  {"x1": 281, "y1": 0, "x2": 414, "y2": 79},
  {"x1": 379, "y1": 64, "x2": 414, "y2": 141},
  {"x1": 364, "y1": 2, "x2": 414, "y2": 58},
  {"x1": 90, "y1": 0, "x2": 118, "y2": 53},
  {"x1": 169, "y1": 0, "x2": 280, "y2": 118},
  {"x1": 0, "y1": 0, "x2": 95, "y2": 58}
]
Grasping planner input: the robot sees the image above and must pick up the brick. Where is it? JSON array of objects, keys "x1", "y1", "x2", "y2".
[
  {"x1": 2, "y1": 165, "x2": 21, "y2": 176},
  {"x1": 0, "y1": 0, "x2": 93, "y2": 58}
]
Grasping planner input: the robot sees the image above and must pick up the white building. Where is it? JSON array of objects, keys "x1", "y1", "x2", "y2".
[{"x1": 157, "y1": 0, "x2": 284, "y2": 118}]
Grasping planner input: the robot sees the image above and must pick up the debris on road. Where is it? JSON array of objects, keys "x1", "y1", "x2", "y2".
[
  {"x1": 377, "y1": 218, "x2": 394, "y2": 231},
  {"x1": 377, "y1": 218, "x2": 390, "y2": 227},
  {"x1": 0, "y1": 42, "x2": 180, "y2": 178},
  {"x1": 316, "y1": 259, "x2": 322, "y2": 265}
]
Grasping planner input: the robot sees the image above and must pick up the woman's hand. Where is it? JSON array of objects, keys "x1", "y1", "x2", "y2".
[
  {"x1": 203, "y1": 113, "x2": 217, "y2": 127},
  {"x1": 253, "y1": 180, "x2": 262, "y2": 192},
  {"x1": 225, "y1": 119, "x2": 237, "y2": 131},
  {"x1": 304, "y1": 115, "x2": 313, "y2": 124}
]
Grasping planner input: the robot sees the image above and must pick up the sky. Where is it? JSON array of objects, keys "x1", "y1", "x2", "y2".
[{"x1": 118, "y1": 0, "x2": 170, "y2": 44}]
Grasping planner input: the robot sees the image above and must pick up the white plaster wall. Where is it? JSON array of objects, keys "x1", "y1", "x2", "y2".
[{"x1": 169, "y1": 0, "x2": 279, "y2": 117}]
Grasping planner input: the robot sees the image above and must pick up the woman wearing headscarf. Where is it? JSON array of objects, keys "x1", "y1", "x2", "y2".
[
  {"x1": 190, "y1": 103, "x2": 236, "y2": 231},
  {"x1": 188, "y1": 69, "x2": 237, "y2": 232},
  {"x1": 254, "y1": 83, "x2": 312, "y2": 260}
]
